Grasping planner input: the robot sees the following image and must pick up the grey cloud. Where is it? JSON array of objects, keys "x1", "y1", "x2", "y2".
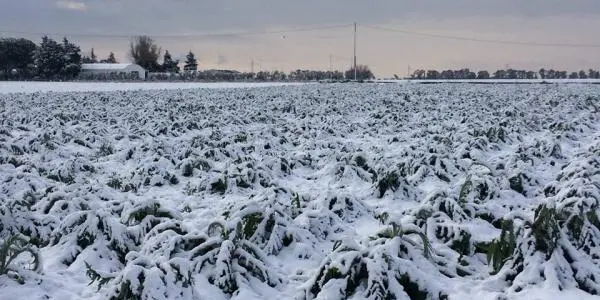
[
  {"x1": 2, "y1": 0, "x2": 600, "y2": 35},
  {"x1": 55, "y1": 0, "x2": 86, "y2": 11}
]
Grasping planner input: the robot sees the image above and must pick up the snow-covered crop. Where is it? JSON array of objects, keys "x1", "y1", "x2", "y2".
[{"x1": 0, "y1": 83, "x2": 599, "y2": 299}]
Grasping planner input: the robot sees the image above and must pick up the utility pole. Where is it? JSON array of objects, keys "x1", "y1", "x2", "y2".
[
  {"x1": 353, "y1": 22, "x2": 357, "y2": 81},
  {"x1": 251, "y1": 59, "x2": 254, "y2": 74},
  {"x1": 329, "y1": 54, "x2": 333, "y2": 80}
]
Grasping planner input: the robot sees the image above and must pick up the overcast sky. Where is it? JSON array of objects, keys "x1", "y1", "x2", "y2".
[{"x1": 1, "y1": 0, "x2": 599, "y2": 76}]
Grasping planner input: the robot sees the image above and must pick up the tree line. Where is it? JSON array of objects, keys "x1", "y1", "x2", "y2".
[
  {"x1": 1, "y1": 35, "x2": 376, "y2": 81},
  {"x1": 82, "y1": 49, "x2": 117, "y2": 64},
  {"x1": 407, "y1": 68, "x2": 600, "y2": 80},
  {"x1": 149, "y1": 69, "x2": 349, "y2": 82},
  {"x1": 0, "y1": 36, "x2": 83, "y2": 80},
  {"x1": 0, "y1": 36, "x2": 119, "y2": 80},
  {"x1": 3, "y1": 35, "x2": 599, "y2": 82},
  {"x1": 128, "y1": 36, "x2": 374, "y2": 80},
  {"x1": 0, "y1": 35, "x2": 175, "y2": 80}
]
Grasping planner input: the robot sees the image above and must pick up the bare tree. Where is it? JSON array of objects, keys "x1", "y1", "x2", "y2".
[
  {"x1": 411, "y1": 69, "x2": 426, "y2": 79},
  {"x1": 129, "y1": 36, "x2": 161, "y2": 72},
  {"x1": 345, "y1": 65, "x2": 374, "y2": 80}
]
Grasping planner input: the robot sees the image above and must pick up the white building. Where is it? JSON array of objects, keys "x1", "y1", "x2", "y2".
[{"x1": 80, "y1": 63, "x2": 147, "y2": 80}]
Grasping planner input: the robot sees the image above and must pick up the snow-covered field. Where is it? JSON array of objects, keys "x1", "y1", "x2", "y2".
[
  {"x1": 0, "y1": 81, "x2": 305, "y2": 94},
  {"x1": 0, "y1": 83, "x2": 599, "y2": 300},
  {"x1": 376, "y1": 79, "x2": 600, "y2": 84}
]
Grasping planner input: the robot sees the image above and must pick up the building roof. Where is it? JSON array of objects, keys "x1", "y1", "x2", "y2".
[
  {"x1": 205, "y1": 69, "x2": 241, "y2": 74},
  {"x1": 81, "y1": 63, "x2": 144, "y2": 71}
]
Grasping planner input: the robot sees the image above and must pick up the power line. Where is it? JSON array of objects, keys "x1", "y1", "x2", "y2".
[
  {"x1": 0, "y1": 24, "x2": 354, "y2": 39},
  {"x1": 363, "y1": 25, "x2": 600, "y2": 48},
  {"x1": 353, "y1": 22, "x2": 357, "y2": 80}
]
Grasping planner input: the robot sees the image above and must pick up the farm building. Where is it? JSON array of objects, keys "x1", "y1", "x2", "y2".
[{"x1": 80, "y1": 63, "x2": 147, "y2": 80}]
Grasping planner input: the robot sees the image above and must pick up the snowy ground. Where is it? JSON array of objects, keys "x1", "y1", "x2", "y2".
[
  {"x1": 0, "y1": 83, "x2": 599, "y2": 300},
  {"x1": 375, "y1": 79, "x2": 600, "y2": 84},
  {"x1": 0, "y1": 81, "x2": 305, "y2": 94}
]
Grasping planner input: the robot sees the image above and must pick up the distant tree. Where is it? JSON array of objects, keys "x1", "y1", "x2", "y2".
[
  {"x1": 108, "y1": 52, "x2": 117, "y2": 63},
  {"x1": 255, "y1": 71, "x2": 268, "y2": 81},
  {"x1": 272, "y1": 70, "x2": 286, "y2": 81},
  {"x1": 329, "y1": 71, "x2": 344, "y2": 80},
  {"x1": 440, "y1": 70, "x2": 454, "y2": 79},
  {"x1": 426, "y1": 70, "x2": 439, "y2": 80},
  {"x1": 526, "y1": 71, "x2": 536, "y2": 79},
  {"x1": 184, "y1": 51, "x2": 198, "y2": 72},
  {"x1": 465, "y1": 69, "x2": 476, "y2": 79},
  {"x1": 506, "y1": 69, "x2": 517, "y2": 79},
  {"x1": 560, "y1": 70, "x2": 567, "y2": 79},
  {"x1": 452, "y1": 68, "x2": 468, "y2": 79},
  {"x1": 477, "y1": 70, "x2": 490, "y2": 79},
  {"x1": 569, "y1": 72, "x2": 579, "y2": 79},
  {"x1": 493, "y1": 70, "x2": 506, "y2": 79},
  {"x1": 103, "y1": 52, "x2": 118, "y2": 63},
  {"x1": 82, "y1": 48, "x2": 98, "y2": 63},
  {"x1": 579, "y1": 70, "x2": 588, "y2": 79},
  {"x1": 0, "y1": 38, "x2": 37, "y2": 79},
  {"x1": 411, "y1": 69, "x2": 426, "y2": 79},
  {"x1": 539, "y1": 68, "x2": 546, "y2": 79},
  {"x1": 129, "y1": 36, "x2": 161, "y2": 72},
  {"x1": 162, "y1": 50, "x2": 180, "y2": 73},
  {"x1": 345, "y1": 65, "x2": 374, "y2": 80}
]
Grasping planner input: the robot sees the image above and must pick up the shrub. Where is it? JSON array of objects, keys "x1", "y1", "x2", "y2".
[
  {"x1": 377, "y1": 171, "x2": 400, "y2": 198},
  {"x1": 0, "y1": 235, "x2": 40, "y2": 282}
]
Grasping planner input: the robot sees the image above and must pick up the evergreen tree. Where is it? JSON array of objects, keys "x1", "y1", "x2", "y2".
[
  {"x1": 82, "y1": 48, "x2": 98, "y2": 63},
  {"x1": 162, "y1": 50, "x2": 179, "y2": 73},
  {"x1": 33, "y1": 36, "x2": 82, "y2": 80},
  {"x1": 100, "y1": 52, "x2": 117, "y2": 64},
  {"x1": 0, "y1": 38, "x2": 36, "y2": 79},
  {"x1": 61, "y1": 37, "x2": 82, "y2": 79},
  {"x1": 107, "y1": 52, "x2": 117, "y2": 63},
  {"x1": 33, "y1": 36, "x2": 65, "y2": 79},
  {"x1": 184, "y1": 51, "x2": 198, "y2": 72}
]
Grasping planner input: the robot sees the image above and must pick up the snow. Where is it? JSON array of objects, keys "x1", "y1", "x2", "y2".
[
  {"x1": 375, "y1": 79, "x2": 600, "y2": 84},
  {"x1": 81, "y1": 63, "x2": 139, "y2": 70},
  {"x1": 0, "y1": 83, "x2": 599, "y2": 299},
  {"x1": 0, "y1": 81, "x2": 307, "y2": 94}
]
